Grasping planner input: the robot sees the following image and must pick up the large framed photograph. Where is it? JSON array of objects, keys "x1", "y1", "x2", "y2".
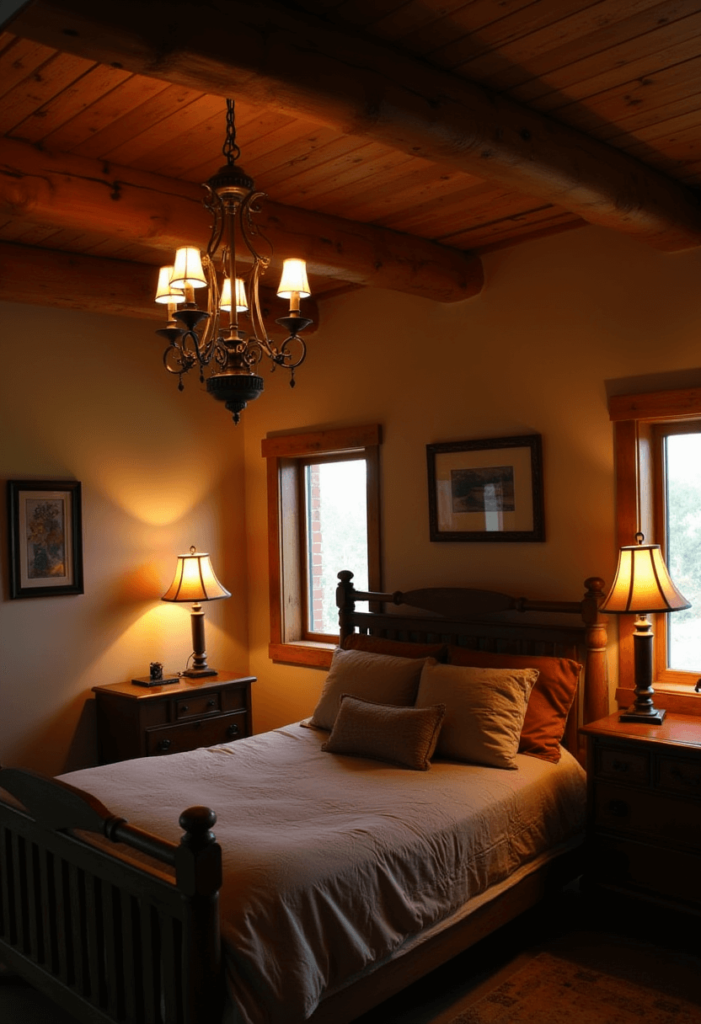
[
  {"x1": 7, "y1": 480, "x2": 84, "y2": 598},
  {"x1": 427, "y1": 435, "x2": 544, "y2": 542}
]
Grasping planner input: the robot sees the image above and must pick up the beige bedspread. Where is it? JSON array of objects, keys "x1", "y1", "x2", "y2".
[{"x1": 61, "y1": 723, "x2": 586, "y2": 1024}]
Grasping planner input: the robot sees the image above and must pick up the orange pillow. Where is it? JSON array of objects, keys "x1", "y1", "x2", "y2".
[
  {"x1": 446, "y1": 646, "x2": 581, "y2": 764},
  {"x1": 343, "y1": 633, "x2": 447, "y2": 661}
]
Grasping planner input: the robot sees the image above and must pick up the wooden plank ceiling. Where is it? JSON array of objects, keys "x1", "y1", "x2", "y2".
[{"x1": 1, "y1": 0, "x2": 701, "y2": 320}]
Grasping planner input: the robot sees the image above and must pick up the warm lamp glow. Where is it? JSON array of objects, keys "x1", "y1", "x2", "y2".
[
  {"x1": 170, "y1": 247, "x2": 207, "y2": 290},
  {"x1": 162, "y1": 546, "x2": 231, "y2": 604},
  {"x1": 601, "y1": 542, "x2": 690, "y2": 615},
  {"x1": 220, "y1": 277, "x2": 249, "y2": 313},
  {"x1": 155, "y1": 266, "x2": 184, "y2": 305},
  {"x1": 277, "y1": 258, "x2": 311, "y2": 299}
]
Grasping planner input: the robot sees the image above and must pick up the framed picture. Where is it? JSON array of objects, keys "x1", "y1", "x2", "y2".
[
  {"x1": 7, "y1": 480, "x2": 84, "y2": 598},
  {"x1": 427, "y1": 435, "x2": 545, "y2": 542}
]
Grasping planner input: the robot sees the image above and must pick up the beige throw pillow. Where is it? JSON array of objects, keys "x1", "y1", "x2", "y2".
[
  {"x1": 321, "y1": 694, "x2": 445, "y2": 770},
  {"x1": 415, "y1": 661, "x2": 538, "y2": 769},
  {"x1": 309, "y1": 647, "x2": 428, "y2": 731}
]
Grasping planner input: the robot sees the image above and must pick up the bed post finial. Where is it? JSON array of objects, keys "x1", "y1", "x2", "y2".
[{"x1": 337, "y1": 570, "x2": 355, "y2": 646}]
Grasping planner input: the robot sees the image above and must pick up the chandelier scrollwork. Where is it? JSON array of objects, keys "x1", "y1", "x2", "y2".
[{"x1": 155, "y1": 99, "x2": 312, "y2": 424}]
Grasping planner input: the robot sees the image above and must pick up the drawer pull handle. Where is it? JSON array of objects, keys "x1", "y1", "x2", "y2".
[
  {"x1": 670, "y1": 767, "x2": 701, "y2": 786},
  {"x1": 180, "y1": 705, "x2": 189, "y2": 713},
  {"x1": 607, "y1": 800, "x2": 628, "y2": 818},
  {"x1": 156, "y1": 738, "x2": 172, "y2": 753},
  {"x1": 207, "y1": 699, "x2": 216, "y2": 708},
  {"x1": 611, "y1": 760, "x2": 629, "y2": 773},
  {"x1": 226, "y1": 723, "x2": 240, "y2": 739}
]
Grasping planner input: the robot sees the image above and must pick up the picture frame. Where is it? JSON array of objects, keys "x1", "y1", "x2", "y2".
[
  {"x1": 7, "y1": 480, "x2": 84, "y2": 598},
  {"x1": 427, "y1": 435, "x2": 545, "y2": 542}
]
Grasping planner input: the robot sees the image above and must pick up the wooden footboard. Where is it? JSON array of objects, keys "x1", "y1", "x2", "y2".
[{"x1": 0, "y1": 768, "x2": 223, "y2": 1024}]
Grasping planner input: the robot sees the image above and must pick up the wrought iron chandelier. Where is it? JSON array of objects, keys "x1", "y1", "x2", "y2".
[{"x1": 154, "y1": 99, "x2": 312, "y2": 424}]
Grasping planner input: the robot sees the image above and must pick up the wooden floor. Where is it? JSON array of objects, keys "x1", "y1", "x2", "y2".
[{"x1": 1, "y1": 884, "x2": 698, "y2": 1024}]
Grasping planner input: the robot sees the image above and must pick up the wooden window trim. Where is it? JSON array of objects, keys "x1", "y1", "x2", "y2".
[
  {"x1": 610, "y1": 387, "x2": 701, "y2": 702},
  {"x1": 262, "y1": 424, "x2": 381, "y2": 668}
]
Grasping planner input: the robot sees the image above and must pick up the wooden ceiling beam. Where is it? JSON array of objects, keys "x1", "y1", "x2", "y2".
[
  {"x1": 0, "y1": 239, "x2": 320, "y2": 332},
  {"x1": 0, "y1": 138, "x2": 482, "y2": 303},
  {"x1": 6, "y1": 0, "x2": 701, "y2": 251}
]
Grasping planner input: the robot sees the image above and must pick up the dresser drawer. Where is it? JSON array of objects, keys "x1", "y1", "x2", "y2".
[
  {"x1": 146, "y1": 711, "x2": 248, "y2": 756},
  {"x1": 594, "y1": 744, "x2": 650, "y2": 785},
  {"x1": 657, "y1": 755, "x2": 701, "y2": 798},
  {"x1": 175, "y1": 692, "x2": 221, "y2": 720},
  {"x1": 593, "y1": 781, "x2": 701, "y2": 848}
]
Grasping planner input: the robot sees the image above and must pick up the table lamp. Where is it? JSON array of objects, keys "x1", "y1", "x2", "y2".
[
  {"x1": 601, "y1": 534, "x2": 690, "y2": 723},
  {"x1": 162, "y1": 546, "x2": 231, "y2": 677}
]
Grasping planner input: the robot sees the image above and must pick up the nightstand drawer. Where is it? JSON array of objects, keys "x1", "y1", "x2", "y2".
[
  {"x1": 595, "y1": 745, "x2": 649, "y2": 785},
  {"x1": 175, "y1": 693, "x2": 221, "y2": 719},
  {"x1": 146, "y1": 711, "x2": 248, "y2": 756},
  {"x1": 593, "y1": 781, "x2": 701, "y2": 848},
  {"x1": 657, "y1": 755, "x2": 701, "y2": 797}
]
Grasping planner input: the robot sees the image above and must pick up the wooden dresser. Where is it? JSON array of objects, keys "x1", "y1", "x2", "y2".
[
  {"x1": 93, "y1": 672, "x2": 255, "y2": 764},
  {"x1": 581, "y1": 712, "x2": 701, "y2": 913}
]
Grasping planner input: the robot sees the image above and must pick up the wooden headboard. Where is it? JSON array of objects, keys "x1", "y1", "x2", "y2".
[{"x1": 336, "y1": 571, "x2": 609, "y2": 762}]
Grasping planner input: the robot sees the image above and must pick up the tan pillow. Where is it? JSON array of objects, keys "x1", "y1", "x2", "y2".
[
  {"x1": 415, "y1": 661, "x2": 538, "y2": 769},
  {"x1": 321, "y1": 694, "x2": 445, "y2": 770},
  {"x1": 446, "y1": 646, "x2": 581, "y2": 764},
  {"x1": 343, "y1": 633, "x2": 447, "y2": 661},
  {"x1": 309, "y1": 647, "x2": 428, "y2": 731}
]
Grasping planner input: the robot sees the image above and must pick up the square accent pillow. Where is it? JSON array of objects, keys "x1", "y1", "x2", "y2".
[
  {"x1": 446, "y1": 646, "x2": 581, "y2": 763},
  {"x1": 321, "y1": 694, "x2": 445, "y2": 770},
  {"x1": 309, "y1": 647, "x2": 429, "y2": 731},
  {"x1": 342, "y1": 633, "x2": 447, "y2": 661},
  {"x1": 415, "y1": 661, "x2": 538, "y2": 769}
]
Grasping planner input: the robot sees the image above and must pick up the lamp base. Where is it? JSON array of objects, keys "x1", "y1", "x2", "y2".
[
  {"x1": 619, "y1": 705, "x2": 666, "y2": 725},
  {"x1": 181, "y1": 667, "x2": 218, "y2": 678}
]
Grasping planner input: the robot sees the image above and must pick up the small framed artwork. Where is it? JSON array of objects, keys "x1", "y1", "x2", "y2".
[
  {"x1": 427, "y1": 435, "x2": 544, "y2": 542},
  {"x1": 7, "y1": 480, "x2": 84, "y2": 598}
]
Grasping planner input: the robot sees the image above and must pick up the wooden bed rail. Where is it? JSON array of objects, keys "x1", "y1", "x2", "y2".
[
  {"x1": 0, "y1": 767, "x2": 223, "y2": 1024},
  {"x1": 336, "y1": 571, "x2": 609, "y2": 743}
]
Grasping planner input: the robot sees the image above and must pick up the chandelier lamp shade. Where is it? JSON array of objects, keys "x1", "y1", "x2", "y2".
[
  {"x1": 162, "y1": 546, "x2": 231, "y2": 678},
  {"x1": 601, "y1": 533, "x2": 690, "y2": 724},
  {"x1": 155, "y1": 98, "x2": 313, "y2": 424}
]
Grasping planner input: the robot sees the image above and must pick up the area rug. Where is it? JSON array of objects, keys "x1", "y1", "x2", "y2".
[{"x1": 450, "y1": 951, "x2": 701, "y2": 1024}]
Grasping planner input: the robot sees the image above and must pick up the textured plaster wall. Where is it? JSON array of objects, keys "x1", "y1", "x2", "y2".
[
  {"x1": 0, "y1": 302, "x2": 249, "y2": 776},
  {"x1": 242, "y1": 226, "x2": 701, "y2": 734}
]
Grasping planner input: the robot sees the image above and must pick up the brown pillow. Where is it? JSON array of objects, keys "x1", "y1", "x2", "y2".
[
  {"x1": 447, "y1": 646, "x2": 581, "y2": 764},
  {"x1": 321, "y1": 694, "x2": 445, "y2": 770},
  {"x1": 415, "y1": 661, "x2": 538, "y2": 770},
  {"x1": 309, "y1": 647, "x2": 428, "y2": 731},
  {"x1": 343, "y1": 633, "x2": 447, "y2": 661}
]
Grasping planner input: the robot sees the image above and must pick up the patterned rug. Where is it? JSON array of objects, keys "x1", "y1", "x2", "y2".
[{"x1": 450, "y1": 951, "x2": 701, "y2": 1024}]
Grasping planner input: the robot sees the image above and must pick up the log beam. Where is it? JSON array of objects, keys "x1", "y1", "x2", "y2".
[
  {"x1": 0, "y1": 139, "x2": 483, "y2": 304},
  {"x1": 0, "y1": 240, "x2": 320, "y2": 332},
  {"x1": 6, "y1": 0, "x2": 701, "y2": 251}
]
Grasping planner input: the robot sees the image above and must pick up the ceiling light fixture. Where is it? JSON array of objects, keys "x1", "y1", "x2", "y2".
[{"x1": 155, "y1": 99, "x2": 313, "y2": 424}]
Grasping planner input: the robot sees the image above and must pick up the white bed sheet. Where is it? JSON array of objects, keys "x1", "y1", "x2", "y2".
[{"x1": 61, "y1": 723, "x2": 586, "y2": 1024}]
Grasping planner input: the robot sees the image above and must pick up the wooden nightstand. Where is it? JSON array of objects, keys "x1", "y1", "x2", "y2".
[
  {"x1": 581, "y1": 712, "x2": 701, "y2": 913},
  {"x1": 93, "y1": 672, "x2": 255, "y2": 764}
]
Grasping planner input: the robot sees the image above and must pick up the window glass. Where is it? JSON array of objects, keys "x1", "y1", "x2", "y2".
[
  {"x1": 665, "y1": 431, "x2": 701, "y2": 672},
  {"x1": 304, "y1": 458, "x2": 368, "y2": 636}
]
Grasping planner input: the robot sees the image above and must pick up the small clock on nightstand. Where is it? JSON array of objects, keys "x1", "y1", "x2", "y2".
[
  {"x1": 581, "y1": 712, "x2": 701, "y2": 912},
  {"x1": 93, "y1": 672, "x2": 255, "y2": 764}
]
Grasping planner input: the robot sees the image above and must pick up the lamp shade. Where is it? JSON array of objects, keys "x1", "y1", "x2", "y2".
[
  {"x1": 220, "y1": 277, "x2": 249, "y2": 313},
  {"x1": 601, "y1": 542, "x2": 690, "y2": 614},
  {"x1": 170, "y1": 247, "x2": 207, "y2": 290},
  {"x1": 277, "y1": 258, "x2": 311, "y2": 299},
  {"x1": 154, "y1": 266, "x2": 184, "y2": 304},
  {"x1": 162, "y1": 547, "x2": 231, "y2": 603}
]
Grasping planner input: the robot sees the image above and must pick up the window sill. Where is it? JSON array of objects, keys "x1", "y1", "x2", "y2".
[
  {"x1": 616, "y1": 683, "x2": 701, "y2": 717},
  {"x1": 269, "y1": 641, "x2": 335, "y2": 669}
]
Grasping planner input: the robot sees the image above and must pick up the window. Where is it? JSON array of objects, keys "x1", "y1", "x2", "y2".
[
  {"x1": 610, "y1": 387, "x2": 701, "y2": 697},
  {"x1": 262, "y1": 424, "x2": 381, "y2": 667}
]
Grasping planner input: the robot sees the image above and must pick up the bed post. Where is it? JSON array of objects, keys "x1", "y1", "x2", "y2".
[
  {"x1": 175, "y1": 806, "x2": 224, "y2": 1024},
  {"x1": 337, "y1": 570, "x2": 356, "y2": 646},
  {"x1": 581, "y1": 577, "x2": 609, "y2": 727}
]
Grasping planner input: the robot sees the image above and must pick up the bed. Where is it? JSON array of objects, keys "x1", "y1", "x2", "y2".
[{"x1": 0, "y1": 571, "x2": 609, "y2": 1024}]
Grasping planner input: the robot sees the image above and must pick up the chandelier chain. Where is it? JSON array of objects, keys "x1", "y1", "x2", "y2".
[{"x1": 223, "y1": 99, "x2": 241, "y2": 165}]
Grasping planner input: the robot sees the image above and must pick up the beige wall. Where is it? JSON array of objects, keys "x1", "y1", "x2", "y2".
[
  {"x1": 2, "y1": 225, "x2": 700, "y2": 773},
  {"x1": 243, "y1": 226, "x2": 701, "y2": 733},
  {"x1": 0, "y1": 302, "x2": 250, "y2": 776}
]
